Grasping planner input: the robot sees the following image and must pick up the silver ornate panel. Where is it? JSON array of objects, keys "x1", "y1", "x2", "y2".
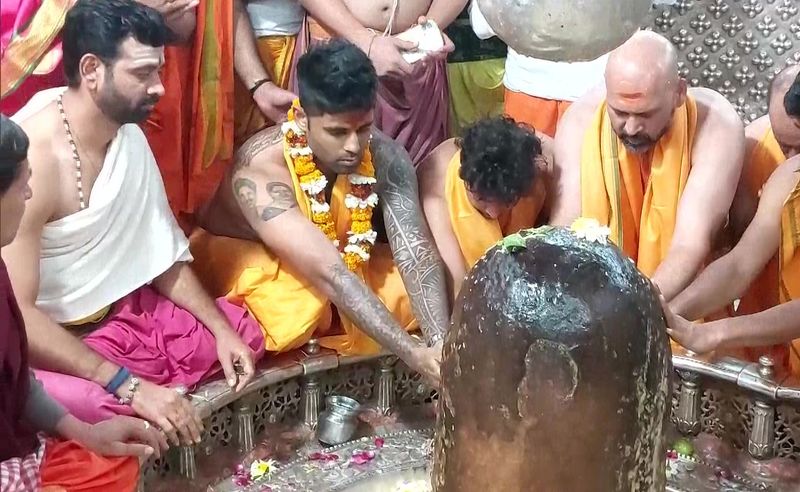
[{"x1": 649, "y1": 0, "x2": 799, "y2": 122}]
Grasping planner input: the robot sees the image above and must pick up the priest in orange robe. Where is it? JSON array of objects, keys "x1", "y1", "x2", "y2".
[
  {"x1": 550, "y1": 31, "x2": 745, "y2": 302},
  {"x1": 729, "y1": 66, "x2": 800, "y2": 316}
]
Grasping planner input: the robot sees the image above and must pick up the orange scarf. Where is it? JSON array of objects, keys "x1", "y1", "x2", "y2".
[
  {"x1": 780, "y1": 177, "x2": 800, "y2": 373},
  {"x1": 0, "y1": 0, "x2": 75, "y2": 98},
  {"x1": 737, "y1": 126, "x2": 786, "y2": 316},
  {"x1": 581, "y1": 97, "x2": 697, "y2": 276},
  {"x1": 445, "y1": 150, "x2": 544, "y2": 268}
]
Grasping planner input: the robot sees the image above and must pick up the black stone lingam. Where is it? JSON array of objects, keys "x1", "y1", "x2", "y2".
[{"x1": 433, "y1": 226, "x2": 672, "y2": 492}]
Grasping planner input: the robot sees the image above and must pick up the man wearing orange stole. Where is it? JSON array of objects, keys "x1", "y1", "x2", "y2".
[
  {"x1": 550, "y1": 31, "x2": 745, "y2": 302},
  {"x1": 417, "y1": 116, "x2": 553, "y2": 300},
  {"x1": 665, "y1": 155, "x2": 800, "y2": 376},
  {"x1": 728, "y1": 66, "x2": 800, "y2": 316},
  {"x1": 192, "y1": 40, "x2": 448, "y2": 384}
]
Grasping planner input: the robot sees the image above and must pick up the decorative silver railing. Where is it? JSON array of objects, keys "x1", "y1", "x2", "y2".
[{"x1": 139, "y1": 342, "x2": 800, "y2": 490}]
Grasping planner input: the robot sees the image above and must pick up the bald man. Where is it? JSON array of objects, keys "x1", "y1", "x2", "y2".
[
  {"x1": 728, "y1": 65, "x2": 800, "y2": 316},
  {"x1": 551, "y1": 31, "x2": 745, "y2": 301},
  {"x1": 731, "y1": 65, "x2": 800, "y2": 240}
]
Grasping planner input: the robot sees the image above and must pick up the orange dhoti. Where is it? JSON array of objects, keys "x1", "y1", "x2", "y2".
[
  {"x1": 444, "y1": 150, "x2": 545, "y2": 268},
  {"x1": 2, "y1": 437, "x2": 138, "y2": 492},
  {"x1": 234, "y1": 35, "x2": 296, "y2": 147},
  {"x1": 144, "y1": 1, "x2": 234, "y2": 218},
  {"x1": 780, "y1": 181, "x2": 800, "y2": 374},
  {"x1": 504, "y1": 89, "x2": 571, "y2": 138},
  {"x1": 189, "y1": 144, "x2": 417, "y2": 355}
]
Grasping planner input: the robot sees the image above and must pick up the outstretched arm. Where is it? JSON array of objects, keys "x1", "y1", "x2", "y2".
[
  {"x1": 372, "y1": 133, "x2": 451, "y2": 345},
  {"x1": 653, "y1": 95, "x2": 745, "y2": 301},
  {"x1": 425, "y1": 0, "x2": 470, "y2": 29},
  {"x1": 231, "y1": 136, "x2": 440, "y2": 382},
  {"x1": 665, "y1": 298, "x2": 800, "y2": 355},
  {"x1": 670, "y1": 160, "x2": 799, "y2": 320}
]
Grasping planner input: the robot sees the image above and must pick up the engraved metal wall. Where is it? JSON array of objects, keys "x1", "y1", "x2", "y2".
[{"x1": 649, "y1": 0, "x2": 799, "y2": 123}]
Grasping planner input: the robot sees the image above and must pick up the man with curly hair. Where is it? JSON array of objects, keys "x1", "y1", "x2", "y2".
[{"x1": 417, "y1": 116, "x2": 553, "y2": 301}]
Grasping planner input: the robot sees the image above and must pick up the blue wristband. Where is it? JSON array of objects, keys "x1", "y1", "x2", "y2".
[{"x1": 105, "y1": 367, "x2": 131, "y2": 394}]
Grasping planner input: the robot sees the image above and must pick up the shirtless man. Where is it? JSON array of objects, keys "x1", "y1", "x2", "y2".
[
  {"x1": 296, "y1": 0, "x2": 466, "y2": 164},
  {"x1": 3, "y1": 0, "x2": 263, "y2": 447},
  {"x1": 665, "y1": 156, "x2": 800, "y2": 374},
  {"x1": 551, "y1": 30, "x2": 745, "y2": 302},
  {"x1": 196, "y1": 40, "x2": 449, "y2": 384},
  {"x1": 730, "y1": 65, "x2": 800, "y2": 240},
  {"x1": 417, "y1": 117, "x2": 553, "y2": 300}
]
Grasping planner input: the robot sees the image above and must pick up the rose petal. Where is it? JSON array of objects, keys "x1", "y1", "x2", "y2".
[{"x1": 374, "y1": 437, "x2": 385, "y2": 448}]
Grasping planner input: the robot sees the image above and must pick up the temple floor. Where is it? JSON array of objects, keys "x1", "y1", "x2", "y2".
[{"x1": 147, "y1": 400, "x2": 800, "y2": 492}]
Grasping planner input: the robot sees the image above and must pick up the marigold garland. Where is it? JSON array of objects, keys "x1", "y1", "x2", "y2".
[{"x1": 282, "y1": 99, "x2": 378, "y2": 271}]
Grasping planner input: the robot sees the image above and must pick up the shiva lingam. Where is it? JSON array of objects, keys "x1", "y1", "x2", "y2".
[{"x1": 433, "y1": 224, "x2": 672, "y2": 491}]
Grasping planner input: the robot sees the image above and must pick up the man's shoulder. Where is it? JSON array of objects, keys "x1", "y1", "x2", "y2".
[
  {"x1": 557, "y1": 91, "x2": 602, "y2": 138},
  {"x1": 689, "y1": 87, "x2": 742, "y2": 128},
  {"x1": 234, "y1": 126, "x2": 286, "y2": 177},
  {"x1": 744, "y1": 115, "x2": 771, "y2": 140},
  {"x1": 417, "y1": 139, "x2": 458, "y2": 197}
]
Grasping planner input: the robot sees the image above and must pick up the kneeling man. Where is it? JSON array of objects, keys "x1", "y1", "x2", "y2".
[
  {"x1": 551, "y1": 31, "x2": 745, "y2": 301},
  {"x1": 417, "y1": 117, "x2": 552, "y2": 300},
  {"x1": 193, "y1": 40, "x2": 448, "y2": 383},
  {"x1": 4, "y1": 0, "x2": 264, "y2": 446}
]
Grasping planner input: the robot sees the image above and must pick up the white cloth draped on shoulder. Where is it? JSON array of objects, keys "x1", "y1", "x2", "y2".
[{"x1": 12, "y1": 87, "x2": 192, "y2": 324}]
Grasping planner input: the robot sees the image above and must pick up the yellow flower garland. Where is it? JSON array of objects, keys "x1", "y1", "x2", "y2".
[{"x1": 284, "y1": 100, "x2": 378, "y2": 272}]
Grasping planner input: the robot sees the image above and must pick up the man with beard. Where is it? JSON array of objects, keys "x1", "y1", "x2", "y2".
[
  {"x1": 2, "y1": 0, "x2": 265, "y2": 447},
  {"x1": 550, "y1": 31, "x2": 745, "y2": 302}
]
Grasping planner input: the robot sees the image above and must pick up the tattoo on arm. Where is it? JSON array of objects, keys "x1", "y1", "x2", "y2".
[
  {"x1": 372, "y1": 134, "x2": 450, "y2": 345},
  {"x1": 233, "y1": 179, "x2": 297, "y2": 222},
  {"x1": 234, "y1": 126, "x2": 283, "y2": 171},
  {"x1": 329, "y1": 263, "x2": 421, "y2": 361},
  {"x1": 260, "y1": 182, "x2": 297, "y2": 221}
]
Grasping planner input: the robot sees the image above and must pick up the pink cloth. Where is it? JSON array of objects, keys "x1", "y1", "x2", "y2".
[
  {"x1": 0, "y1": 0, "x2": 67, "y2": 115},
  {"x1": 291, "y1": 19, "x2": 449, "y2": 166},
  {"x1": 34, "y1": 286, "x2": 266, "y2": 423},
  {"x1": 373, "y1": 58, "x2": 449, "y2": 166}
]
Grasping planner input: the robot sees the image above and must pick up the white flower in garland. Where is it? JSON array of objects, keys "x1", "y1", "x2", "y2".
[
  {"x1": 344, "y1": 244, "x2": 371, "y2": 260},
  {"x1": 345, "y1": 193, "x2": 379, "y2": 209},
  {"x1": 348, "y1": 230, "x2": 378, "y2": 245},
  {"x1": 349, "y1": 174, "x2": 377, "y2": 185}
]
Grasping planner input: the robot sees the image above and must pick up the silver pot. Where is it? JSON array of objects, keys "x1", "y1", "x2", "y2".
[
  {"x1": 317, "y1": 395, "x2": 362, "y2": 445},
  {"x1": 476, "y1": 0, "x2": 651, "y2": 62}
]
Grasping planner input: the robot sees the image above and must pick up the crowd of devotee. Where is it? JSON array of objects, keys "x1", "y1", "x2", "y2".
[{"x1": 0, "y1": 0, "x2": 798, "y2": 489}]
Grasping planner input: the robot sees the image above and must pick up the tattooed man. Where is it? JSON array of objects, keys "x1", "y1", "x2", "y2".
[{"x1": 193, "y1": 40, "x2": 449, "y2": 385}]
